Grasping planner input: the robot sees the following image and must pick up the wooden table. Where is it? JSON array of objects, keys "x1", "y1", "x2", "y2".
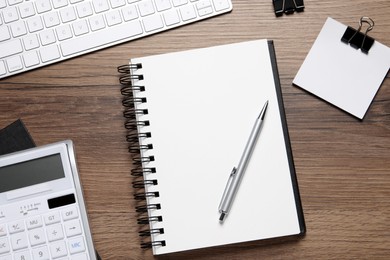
[{"x1": 1, "y1": 0, "x2": 389, "y2": 259}]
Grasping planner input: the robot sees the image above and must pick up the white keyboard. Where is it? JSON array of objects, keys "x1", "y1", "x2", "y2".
[{"x1": 0, "y1": 0, "x2": 232, "y2": 79}]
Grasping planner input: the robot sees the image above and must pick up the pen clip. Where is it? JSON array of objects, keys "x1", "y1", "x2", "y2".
[{"x1": 218, "y1": 167, "x2": 236, "y2": 212}]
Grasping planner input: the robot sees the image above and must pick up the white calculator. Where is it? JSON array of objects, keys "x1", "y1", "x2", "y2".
[{"x1": 0, "y1": 141, "x2": 97, "y2": 260}]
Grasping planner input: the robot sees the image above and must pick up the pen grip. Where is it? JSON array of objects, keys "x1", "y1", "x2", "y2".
[{"x1": 218, "y1": 167, "x2": 236, "y2": 211}]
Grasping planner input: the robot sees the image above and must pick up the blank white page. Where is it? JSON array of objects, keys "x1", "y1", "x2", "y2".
[
  {"x1": 131, "y1": 39, "x2": 303, "y2": 255},
  {"x1": 293, "y1": 17, "x2": 390, "y2": 119}
]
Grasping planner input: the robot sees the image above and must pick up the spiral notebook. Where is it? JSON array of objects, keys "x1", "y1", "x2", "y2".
[{"x1": 118, "y1": 39, "x2": 305, "y2": 255}]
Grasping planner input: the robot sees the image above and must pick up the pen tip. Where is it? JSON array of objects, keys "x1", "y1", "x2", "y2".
[
  {"x1": 258, "y1": 100, "x2": 269, "y2": 120},
  {"x1": 219, "y1": 213, "x2": 226, "y2": 222}
]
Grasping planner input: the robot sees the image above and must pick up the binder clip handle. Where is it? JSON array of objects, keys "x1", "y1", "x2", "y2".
[
  {"x1": 273, "y1": 0, "x2": 305, "y2": 17},
  {"x1": 341, "y1": 17, "x2": 375, "y2": 54}
]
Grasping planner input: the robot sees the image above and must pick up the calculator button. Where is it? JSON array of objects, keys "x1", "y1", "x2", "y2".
[
  {"x1": 62, "y1": 207, "x2": 79, "y2": 221},
  {"x1": 28, "y1": 228, "x2": 46, "y2": 246},
  {"x1": 71, "y1": 253, "x2": 88, "y2": 260},
  {"x1": 0, "y1": 224, "x2": 7, "y2": 236},
  {"x1": 0, "y1": 237, "x2": 10, "y2": 254},
  {"x1": 46, "y1": 224, "x2": 64, "y2": 242},
  {"x1": 27, "y1": 216, "x2": 43, "y2": 230},
  {"x1": 0, "y1": 254, "x2": 12, "y2": 260},
  {"x1": 14, "y1": 250, "x2": 31, "y2": 260},
  {"x1": 68, "y1": 237, "x2": 85, "y2": 255},
  {"x1": 44, "y1": 212, "x2": 61, "y2": 225},
  {"x1": 64, "y1": 220, "x2": 82, "y2": 238},
  {"x1": 10, "y1": 232, "x2": 28, "y2": 250},
  {"x1": 50, "y1": 240, "x2": 68, "y2": 259},
  {"x1": 8, "y1": 220, "x2": 25, "y2": 234},
  {"x1": 32, "y1": 245, "x2": 50, "y2": 260}
]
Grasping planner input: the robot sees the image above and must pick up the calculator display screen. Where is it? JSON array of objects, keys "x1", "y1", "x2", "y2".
[{"x1": 0, "y1": 153, "x2": 65, "y2": 193}]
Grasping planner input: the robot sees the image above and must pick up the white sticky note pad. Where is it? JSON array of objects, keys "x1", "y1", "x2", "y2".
[{"x1": 293, "y1": 17, "x2": 390, "y2": 119}]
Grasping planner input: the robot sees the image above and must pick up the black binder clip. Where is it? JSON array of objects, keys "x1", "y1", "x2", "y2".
[
  {"x1": 273, "y1": 0, "x2": 304, "y2": 17},
  {"x1": 341, "y1": 17, "x2": 375, "y2": 54}
]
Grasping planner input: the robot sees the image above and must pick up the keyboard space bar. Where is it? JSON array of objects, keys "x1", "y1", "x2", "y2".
[{"x1": 60, "y1": 21, "x2": 143, "y2": 57}]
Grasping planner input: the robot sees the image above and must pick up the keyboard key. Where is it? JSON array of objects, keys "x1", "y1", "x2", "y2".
[
  {"x1": 56, "y1": 24, "x2": 73, "y2": 40},
  {"x1": 109, "y1": 0, "x2": 126, "y2": 8},
  {"x1": 212, "y1": 0, "x2": 230, "y2": 11},
  {"x1": 92, "y1": 0, "x2": 109, "y2": 13},
  {"x1": 76, "y1": 2, "x2": 93, "y2": 18},
  {"x1": 0, "y1": 39, "x2": 23, "y2": 58},
  {"x1": 89, "y1": 15, "x2": 106, "y2": 31},
  {"x1": 7, "y1": 0, "x2": 23, "y2": 5},
  {"x1": 23, "y1": 34, "x2": 40, "y2": 50},
  {"x1": 105, "y1": 10, "x2": 122, "y2": 26},
  {"x1": 43, "y1": 11, "x2": 60, "y2": 27},
  {"x1": 72, "y1": 20, "x2": 89, "y2": 35},
  {"x1": 138, "y1": 0, "x2": 154, "y2": 16},
  {"x1": 52, "y1": 0, "x2": 68, "y2": 9},
  {"x1": 163, "y1": 9, "x2": 180, "y2": 26},
  {"x1": 23, "y1": 51, "x2": 40, "y2": 67},
  {"x1": 142, "y1": 13, "x2": 163, "y2": 32},
  {"x1": 39, "y1": 29, "x2": 56, "y2": 45},
  {"x1": 172, "y1": 0, "x2": 187, "y2": 7},
  {"x1": 10, "y1": 232, "x2": 28, "y2": 250},
  {"x1": 27, "y1": 16, "x2": 44, "y2": 32},
  {"x1": 197, "y1": 6, "x2": 212, "y2": 16},
  {"x1": 68, "y1": 237, "x2": 85, "y2": 254},
  {"x1": 196, "y1": 0, "x2": 213, "y2": 16},
  {"x1": 155, "y1": 0, "x2": 171, "y2": 11},
  {"x1": 50, "y1": 241, "x2": 67, "y2": 259},
  {"x1": 6, "y1": 56, "x2": 23, "y2": 71},
  {"x1": 19, "y1": 2, "x2": 36, "y2": 18},
  {"x1": 32, "y1": 246, "x2": 50, "y2": 260},
  {"x1": 40, "y1": 44, "x2": 60, "y2": 62},
  {"x1": 0, "y1": 237, "x2": 10, "y2": 254},
  {"x1": 0, "y1": 0, "x2": 6, "y2": 8},
  {"x1": 121, "y1": 5, "x2": 138, "y2": 21},
  {"x1": 3, "y1": 6, "x2": 19, "y2": 23},
  {"x1": 60, "y1": 6, "x2": 77, "y2": 23},
  {"x1": 60, "y1": 20, "x2": 143, "y2": 56},
  {"x1": 0, "y1": 26, "x2": 11, "y2": 41},
  {"x1": 35, "y1": 0, "x2": 52, "y2": 14},
  {"x1": 10, "y1": 20, "x2": 27, "y2": 37},
  {"x1": 180, "y1": 5, "x2": 196, "y2": 21}
]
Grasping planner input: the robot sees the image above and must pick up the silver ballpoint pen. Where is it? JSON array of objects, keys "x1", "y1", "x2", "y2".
[{"x1": 218, "y1": 100, "x2": 269, "y2": 222}]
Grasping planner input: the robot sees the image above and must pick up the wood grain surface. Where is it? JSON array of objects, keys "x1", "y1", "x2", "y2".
[{"x1": 1, "y1": 0, "x2": 389, "y2": 259}]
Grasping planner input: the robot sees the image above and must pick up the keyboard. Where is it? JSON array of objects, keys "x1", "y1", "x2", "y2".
[{"x1": 0, "y1": 0, "x2": 232, "y2": 79}]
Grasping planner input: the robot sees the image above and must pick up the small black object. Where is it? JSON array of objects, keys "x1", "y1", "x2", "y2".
[
  {"x1": 0, "y1": 119, "x2": 35, "y2": 155},
  {"x1": 273, "y1": 0, "x2": 304, "y2": 17},
  {"x1": 341, "y1": 17, "x2": 375, "y2": 54}
]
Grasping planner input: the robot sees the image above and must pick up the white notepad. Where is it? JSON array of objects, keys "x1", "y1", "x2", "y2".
[
  {"x1": 119, "y1": 39, "x2": 305, "y2": 255},
  {"x1": 293, "y1": 17, "x2": 390, "y2": 119}
]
